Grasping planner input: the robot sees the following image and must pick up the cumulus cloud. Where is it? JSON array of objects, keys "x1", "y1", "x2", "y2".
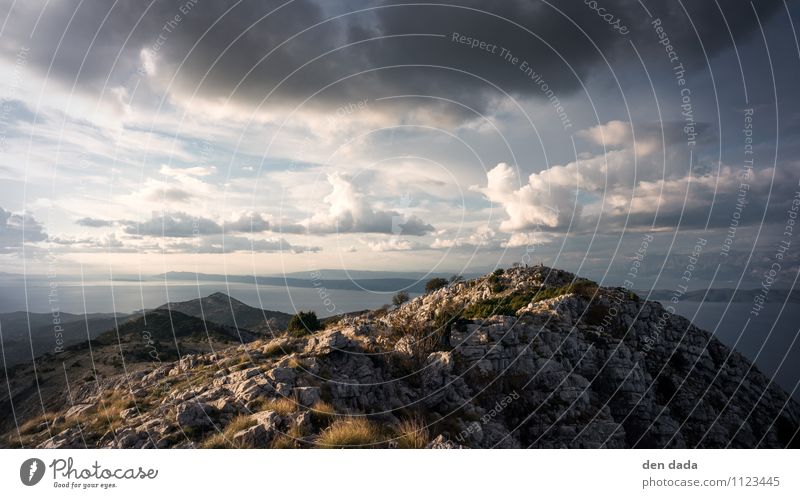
[
  {"x1": 431, "y1": 226, "x2": 555, "y2": 250},
  {"x1": 161, "y1": 234, "x2": 320, "y2": 254},
  {"x1": 46, "y1": 233, "x2": 137, "y2": 253},
  {"x1": 88, "y1": 211, "x2": 276, "y2": 237},
  {"x1": 475, "y1": 120, "x2": 798, "y2": 234},
  {"x1": 431, "y1": 226, "x2": 498, "y2": 249},
  {"x1": 306, "y1": 173, "x2": 434, "y2": 235},
  {"x1": 0, "y1": 207, "x2": 47, "y2": 253},
  {"x1": 75, "y1": 217, "x2": 116, "y2": 228},
  {"x1": 224, "y1": 212, "x2": 271, "y2": 233},
  {"x1": 362, "y1": 237, "x2": 424, "y2": 252},
  {"x1": 122, "y1": 212, "x2": 222, "y2": 238},
  {"x1": 472, "y1": 162, "x2": 579, "y2": 230}
]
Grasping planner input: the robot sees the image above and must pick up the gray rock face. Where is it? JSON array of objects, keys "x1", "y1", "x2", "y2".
[
  {"x1": 294, "y1": 387, "x2": 321, "y2": 407},
  {"x1": 176, "y1": 402, "x2": 217, "y2": 429},
  {"x1": 232, "y1": 424, "x2": 270, "y2": 448},
  {"x1": 11, "y1": 266, "x2": 800, "y2": 449}
]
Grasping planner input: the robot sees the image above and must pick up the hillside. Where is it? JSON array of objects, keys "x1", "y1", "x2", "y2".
[
  {"x1": 3, "y1": 266, "x2": 798, "y2": 449},
  {"x1": 0, "y1": 311, "x2": 131, "y2": 366},
  {"x1": 0, "y1": 309, "x2": 258, "y2": 436},
  {"x1": 157, "y1": 292, "x2": 292, "y2": 332}
]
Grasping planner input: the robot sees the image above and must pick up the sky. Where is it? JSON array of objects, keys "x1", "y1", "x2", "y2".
[{"x1": 0, "y1": 0, "x2": 799, "y2": 290}]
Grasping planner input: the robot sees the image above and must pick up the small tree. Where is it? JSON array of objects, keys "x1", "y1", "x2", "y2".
[
  {"x1": 287, "y1": 310, "x2": 322, "y2": 337},
  {"x1": 449, "y1": 274, "x2": 464, "y2": 284},
  {"x1": 425, "y1": 277, "x2": 449, "y2": 293},
  {"x1": 392, "y1": 291, "x2": 410, "y2": 307}
]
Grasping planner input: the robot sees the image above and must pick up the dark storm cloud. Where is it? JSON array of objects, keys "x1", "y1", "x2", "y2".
[{"x1": 0, "y1": 0, "x2": 784, "y2": 122}]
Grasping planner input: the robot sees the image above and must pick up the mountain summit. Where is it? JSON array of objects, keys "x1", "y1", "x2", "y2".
[
  {"x1": 157, "y1": 292, "x2": 292, "y2": 332},
  {"x1": 4, "y1": 266, "x2": 798, "y2": 449}
]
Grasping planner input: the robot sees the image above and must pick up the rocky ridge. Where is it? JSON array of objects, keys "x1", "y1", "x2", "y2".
[{"x1": 5, "y1": 266, "x2": 799, "y2": 449}]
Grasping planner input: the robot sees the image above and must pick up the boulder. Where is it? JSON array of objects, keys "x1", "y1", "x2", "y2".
[
  {"x1": 232, "y1": 424, "x2": 270, "y2": 448},
  {"x1": 175, "y1": 402, "x2": 217, "y2": 429},
  {"x1": 305, "y1": 330, "x2": 355, "y2": 355},
  {"x1": 426, "y1": 434, "x2": 464, "y2": 449},
  {"x1": 267, "y1": 367, "x2": 297, "y2": 384},
  {"x1": 294, "y1": 386, "x2": 321, "y2": 407},
  {"x1": 253, "y1": 410, "x2": 281, "y2": 431}
]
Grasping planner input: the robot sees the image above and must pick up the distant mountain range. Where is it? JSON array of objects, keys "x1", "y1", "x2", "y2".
[
  {"x1": 0, "y1": 270, "x2": 466, "y2": 293},
  {"x1": 0, "y1": 311, "x2": 130, "y2": 367},
  {"x1": 645, "y1": 288, "x2": 800, "y2": 304},
  {"x1": 0, "y1": 293, "x2": 292, "y2": 368},
  {"x1": 157, "y1": 292, "x2": 292, "y2": 332},
  {"x1": 155, "y1": 271, "x2": 436, "y2": 293}
]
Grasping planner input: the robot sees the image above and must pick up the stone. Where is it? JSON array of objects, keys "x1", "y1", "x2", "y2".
[
  {"x1": 275, "y1": 382, "x2": 293, "y2": 396},
  {"x1": 120, "y1": 407, "x2": 138, "y2": 420},
  {"x1": 267, "y1": 367, "x2": 296, "y2": 384},
  {"x1": 294, "y1": 386, "x2": 321, "y2": 407},
  {"x1": 393, "y1": 335, "x2": 415, "y2": 357},
  {"x1": 426, "y1": 434, "x2": 464, "y2": 449},
  {"x1": 64, "y1": 403, "x2": 94, "y2": 419},
  {"x1": 232, "y1": 424, "x2": 270, "y2": 448},
  {"x1": 295, "y1": 411, "x2": 313, "y2": 433},
  {"x1": 175, "y1": 402, "x2": 217, "y2": 429},
  {"x1": 253, "y1": 410, "x2": 281, "y2": 431},
  {"x1": 305, "y1": 330, "x2": 354, "y2": 354}
]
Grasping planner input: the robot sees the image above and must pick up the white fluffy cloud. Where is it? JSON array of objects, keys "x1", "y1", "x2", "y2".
[
  {"x1": 472, "y1": 121, "x2": 669, "y2": 231},
  {"x1": 306, "y1": 173, "x2": 435, "y2": 236},
  {"x1": 362, "y1": 237, "x2": 424, "y2": 252},
  {"x1": 472, "y1": 162, "x2": 580, "y2": 230}
]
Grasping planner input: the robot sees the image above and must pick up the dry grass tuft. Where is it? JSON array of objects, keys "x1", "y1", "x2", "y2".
[
  {"x1": 309, "y1": 400, "x2": 336, "y2": 427},
  {"x1": 201, "y1": 432, "x2": 230, "y2": 449},
  {"x1": 201, "y1": 414, "x2": 256, "y2": 448},
  {"x1": 226, "y1": 415, "x2": 257, "y2": 434},
  {"x1": 316, "y1": 417, "x2": 384, "y2": 448},
  {"x1": 270, "y1": 434, "x2": 298, "y2": 449},
  {"x1": 393, "y1": 418, "x2": 430, "y2": 449},
  {"x1": 258, "y1": 397, "x2": 297, "y2": 416}
]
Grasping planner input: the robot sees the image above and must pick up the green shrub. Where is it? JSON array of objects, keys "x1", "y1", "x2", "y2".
[
  {"x1": 534, "y1": 280, "x2": 598, "y2": 301},
  {"x1": 425, "y1": 277, "x2": 449, "y2": 293},
  {"x1": 487, "y1": 273, "x2": 506, "y2": 293},
  {"x1": 623, "y1": 289, "x2": 640, "y2": 302},
  {"x1": 287, "y1": 311, "x2": 322, "y2": 337},
  {"x1": 431, "y1": 300, "x2": 465, "y2": 348},
  {"x1": 392, "y1": 291, "x2": 410, "y2": 307},
  {"x1": 463, "y1": 291, "x2": 538, "y2": 319},
  {"x1": 464, "y1": 281, "x2": 601, "y2": 319}
]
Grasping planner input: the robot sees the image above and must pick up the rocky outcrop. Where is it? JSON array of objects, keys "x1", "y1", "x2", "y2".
[{"x1": 5, "y1": 266, "x2": 799, "y2": 449}]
